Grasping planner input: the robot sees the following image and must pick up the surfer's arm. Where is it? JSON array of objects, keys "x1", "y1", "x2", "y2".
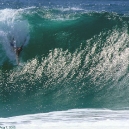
[
  {"x1": 10, "y1": 41, "x2": 14, "y2": 47},
  {"x1": 10, "y1": 38, "x2": 17, "y2": 49},
  {"x1": 10, "y1": 41, "x2": 15, "y2": 51},
  {"x1": 10, "y1": 42, "x2": 14, "y2": 47}
]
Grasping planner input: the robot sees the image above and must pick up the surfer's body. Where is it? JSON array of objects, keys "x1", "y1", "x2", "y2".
[
  {"x1": 10, "y1": 38, "x2": 26, "y2": 65},
  {"x1": 16, "y1": 46, "x2": 23, "y2": 56}
]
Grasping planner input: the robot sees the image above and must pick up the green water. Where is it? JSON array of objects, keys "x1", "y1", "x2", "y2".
[{"x1": 0, "y1": 8, "x2": 129, "y2": 117}]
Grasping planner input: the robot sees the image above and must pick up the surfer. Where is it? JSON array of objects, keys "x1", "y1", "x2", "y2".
[
  {"x1": 10, "y1": 38, "x2": 24, "y2": 56},
  {"x1": 10, "y1": 38, "x2": 26, "y2": 65}
]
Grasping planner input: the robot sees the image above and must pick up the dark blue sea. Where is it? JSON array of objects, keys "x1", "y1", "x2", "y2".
[{"x1": 0, "y1": 0, "x2": 129, "y2": 128}]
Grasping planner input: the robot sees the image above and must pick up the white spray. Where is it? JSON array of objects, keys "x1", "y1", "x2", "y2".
[{"x1": 0, "y1": 9, "x2": 30, "y2": 64}]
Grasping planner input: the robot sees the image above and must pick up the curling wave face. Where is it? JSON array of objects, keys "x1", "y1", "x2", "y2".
[{"x1": 0, "y1": 6, "x2": 129, "y2": 117}]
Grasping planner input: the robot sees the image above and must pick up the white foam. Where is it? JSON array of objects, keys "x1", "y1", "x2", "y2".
[{"x1": 0, "y1": 109, "x2": 129, "y2": 129}]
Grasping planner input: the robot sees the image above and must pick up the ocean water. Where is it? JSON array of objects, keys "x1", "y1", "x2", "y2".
[{"x1": 0, "y1": 0, "x2": 129, "y2": 128}]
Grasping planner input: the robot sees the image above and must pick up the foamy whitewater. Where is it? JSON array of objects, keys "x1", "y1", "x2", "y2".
[
  {"x1": 0, "y1": 0, "x2": 129, "y2": 128},
  {"x1": 0, "y1": 109, "x2": 129, "y2": 129}
]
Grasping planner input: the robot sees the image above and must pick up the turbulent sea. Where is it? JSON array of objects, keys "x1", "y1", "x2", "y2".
[{"x1": 0, "y1": 0, "x2": 129, "y2": 128}]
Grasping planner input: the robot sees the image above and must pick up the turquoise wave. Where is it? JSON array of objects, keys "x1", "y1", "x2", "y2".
[{"x1": 0, "y1": 7, "x2": 129, "y2": 117}]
